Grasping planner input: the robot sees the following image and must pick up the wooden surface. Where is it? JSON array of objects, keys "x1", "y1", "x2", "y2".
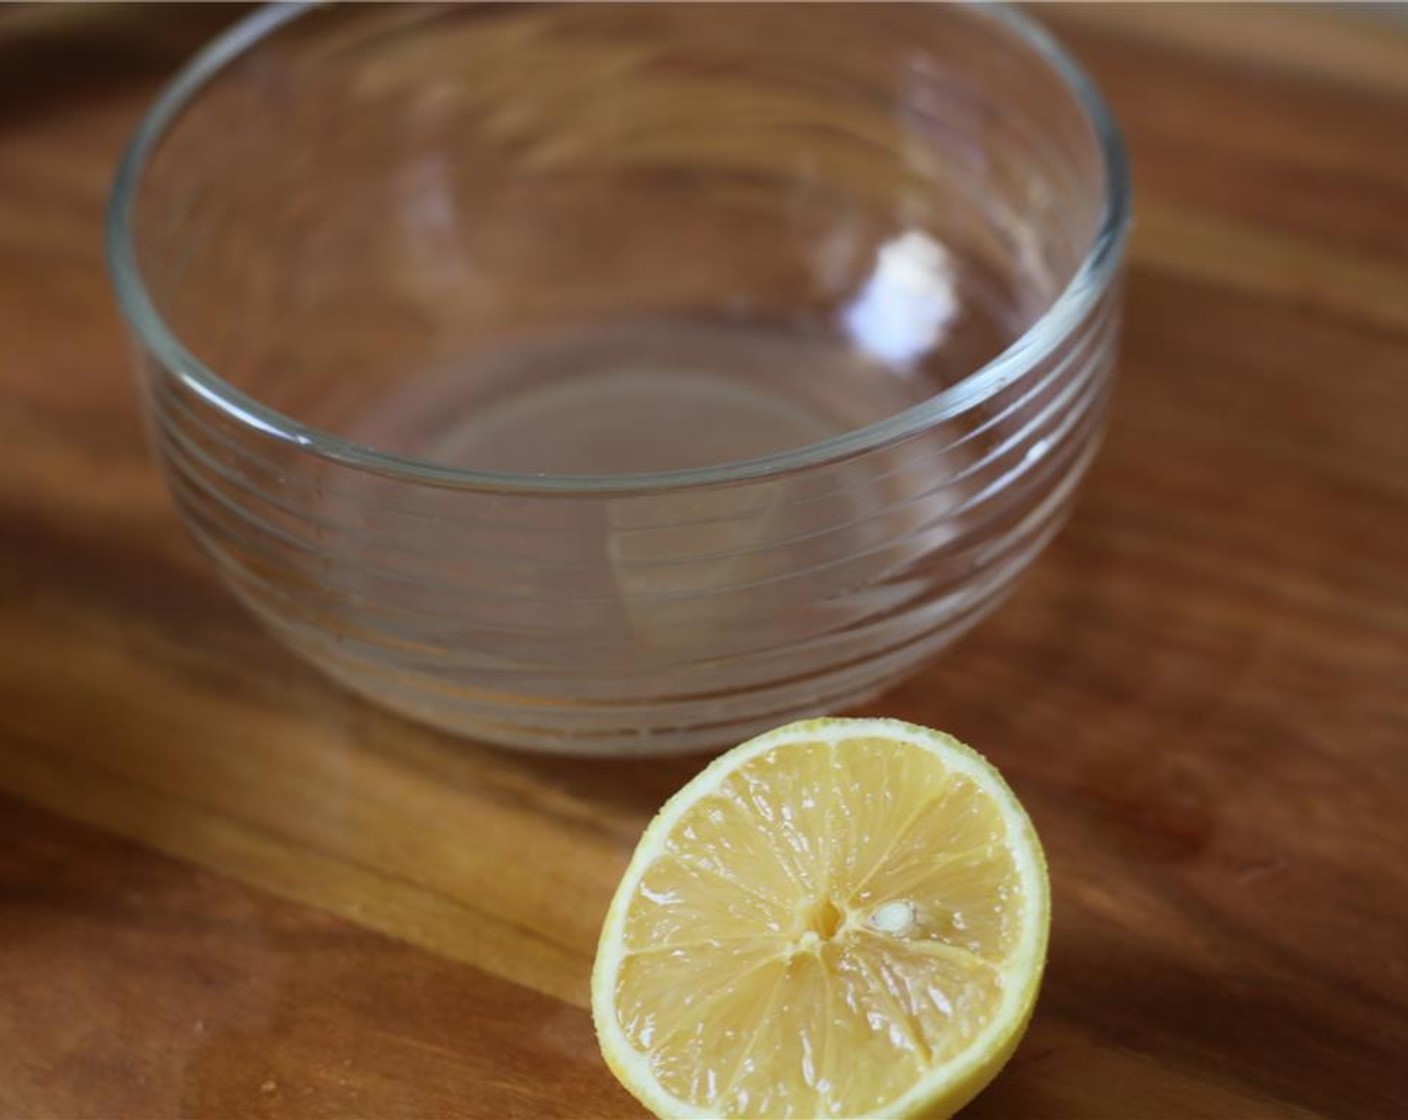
[{"x1": 4, "y1": 4, "x2": 1408, "y2": 1117}]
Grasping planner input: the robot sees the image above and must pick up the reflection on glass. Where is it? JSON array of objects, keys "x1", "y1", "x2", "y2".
[{"x1": 842, "y1": 230, "x2": 959, "y2": 369}]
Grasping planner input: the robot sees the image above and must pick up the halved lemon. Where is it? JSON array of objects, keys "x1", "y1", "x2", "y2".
[{"x1": 592, "y1": 717, "x2": 1049, "y2": 1119}]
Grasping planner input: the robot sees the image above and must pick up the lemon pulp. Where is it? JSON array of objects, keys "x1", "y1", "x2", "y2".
[{"x1": 593, "y1": 718, "x2": 1049, "y2": 1119}]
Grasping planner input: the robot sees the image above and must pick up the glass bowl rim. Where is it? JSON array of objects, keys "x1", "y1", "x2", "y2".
[{"x1": 106, "y1": 0, "x2": 1131, "y2": 496}]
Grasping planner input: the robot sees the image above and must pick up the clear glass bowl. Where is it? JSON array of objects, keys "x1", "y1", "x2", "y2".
[{"x1": 107, "y1": 2, "x2": 1130, "y2": 756}]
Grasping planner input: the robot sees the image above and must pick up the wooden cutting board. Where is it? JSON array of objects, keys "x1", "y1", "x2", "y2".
[{"x1": 2, "y1": 5, "x2": 1407, "y2": 1116}]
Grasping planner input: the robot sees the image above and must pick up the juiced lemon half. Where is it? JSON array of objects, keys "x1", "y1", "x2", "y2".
[{"x1": 592, "y1": 718, "x2": 1049, "y2": 1119}]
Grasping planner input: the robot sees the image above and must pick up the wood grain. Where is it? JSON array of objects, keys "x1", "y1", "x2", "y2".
[
  {"x1": 0, "y1": 793, "x2": 642, "y2": 1119},
  {"x1": 3, "y1": 4, "x2": 1408, "y2": 1118}
]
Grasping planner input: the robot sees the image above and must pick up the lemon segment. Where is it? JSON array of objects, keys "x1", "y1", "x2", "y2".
[{"x1": 592, "y1": 717, "x2": 1049, "y2": 1119}]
